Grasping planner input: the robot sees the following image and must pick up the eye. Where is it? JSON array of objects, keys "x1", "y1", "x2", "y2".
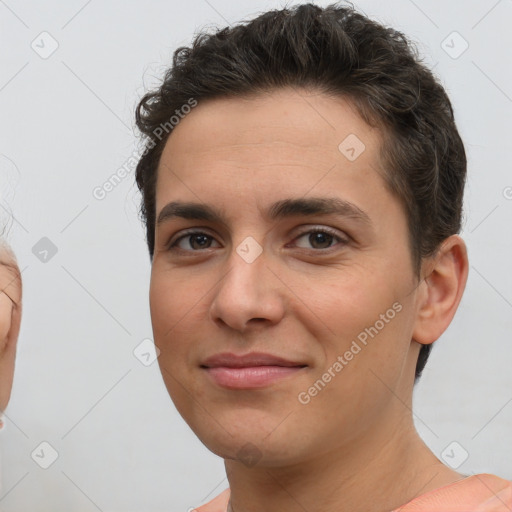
[
  {"x1": 166, "y1": 227, "x2": 348, "y2": 253},
  {"x1": 168, "y1": 230, "x2": 220, "y2": 251},
  {"x1": 291, "y1": 227, "x2": 348, "y2": 251}
]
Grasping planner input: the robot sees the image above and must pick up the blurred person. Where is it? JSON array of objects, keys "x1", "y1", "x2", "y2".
[
  {"x1": 0, "y1": 241, "x2": 21, "y2": 422},
  {"x1": 0, "y1": 241, "x2": 22, "y2": 503}
]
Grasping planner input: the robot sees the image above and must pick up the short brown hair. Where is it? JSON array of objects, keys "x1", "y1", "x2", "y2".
[{"x1": 134, "y1": 2, "x2": 467, "y2": 380}]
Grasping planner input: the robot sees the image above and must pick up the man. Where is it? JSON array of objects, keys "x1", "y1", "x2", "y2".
[{"x1": 134, "y1": 3, "x2": 511, "y2": 511}]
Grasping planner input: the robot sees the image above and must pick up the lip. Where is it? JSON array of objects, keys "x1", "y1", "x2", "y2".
[
  {"x1": 200, "y1": 352, "x2": 308, "y2": 389},
  {"x1": 201, "y1": 352, "x2": 306, "y2": 368}
]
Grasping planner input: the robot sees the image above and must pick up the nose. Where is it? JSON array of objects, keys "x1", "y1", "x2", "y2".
[{"x1": 209, "y1": 244, "x2": 285, "y2": 332}]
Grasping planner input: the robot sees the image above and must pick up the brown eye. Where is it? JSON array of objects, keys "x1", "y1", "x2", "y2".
[
  {"x1": 169, "y1": 231, "x2": 220, "y2": 251},
  {"x1": 293, "y1": 228, "x2": 347, "y2": 251}
]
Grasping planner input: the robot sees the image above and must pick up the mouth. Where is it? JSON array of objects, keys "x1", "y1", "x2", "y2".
[{"x1": 200, "y1": 352, "x2": 308, "y2": 389}]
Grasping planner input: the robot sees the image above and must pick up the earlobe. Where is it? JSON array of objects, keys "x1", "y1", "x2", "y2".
[{"x1": 412, "y1": 235, "x2": 469, "y2": 346}]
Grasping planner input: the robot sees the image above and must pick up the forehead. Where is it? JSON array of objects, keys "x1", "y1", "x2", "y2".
[
  {"x1": 160, "y1": 87, "x2": 383, "y2": 168},
  {"x1": 153, "y1": 87, "x2": 404, "y2": 234}
]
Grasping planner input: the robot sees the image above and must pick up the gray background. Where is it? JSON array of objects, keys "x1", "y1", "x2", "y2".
[{"x1": 0, "y1": 0, "x2": 511, "y2": 510}]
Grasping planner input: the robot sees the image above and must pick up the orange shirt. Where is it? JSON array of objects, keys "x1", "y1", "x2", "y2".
[{"x1": 194, "y1": 474, "x2": 512, "y2": 512}]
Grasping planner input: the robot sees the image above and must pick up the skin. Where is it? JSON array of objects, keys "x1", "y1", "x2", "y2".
[
  {"x1": 0, "y1": 243, "x2": 22, "y2": 416},
  {"x1": 149, "y1": 87, "x2": 469, "y2": 512}
]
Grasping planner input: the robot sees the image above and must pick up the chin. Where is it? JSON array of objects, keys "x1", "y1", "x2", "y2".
[{"x1": 188, "y1": 415, "x2": 309, "y2": 468}]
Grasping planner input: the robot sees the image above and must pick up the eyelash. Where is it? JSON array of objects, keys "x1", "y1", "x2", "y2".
[{"x1": 167, "y1": 227, "x2": 348, "y2": 253}]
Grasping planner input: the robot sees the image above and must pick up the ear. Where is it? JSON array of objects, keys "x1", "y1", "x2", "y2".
[{"x1": 412, "y1": 235, "x2": 468, "y2": 345}]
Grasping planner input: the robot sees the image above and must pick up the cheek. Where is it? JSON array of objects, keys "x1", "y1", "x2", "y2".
[
  {"x1": 149, "y1": 274, "x2": 189, "y2": 368},
  {"x1": 150, "y1": 269, "x2": 202, "y2": 330},
  {"x1": 303, "y1": 275, "x2": 388, "y2": 338},
  {"x1": 306, "y1": 271, "x2": 412, "y2": 377},
  {"x1": 149, "y1": 270, "x2": 214, "y2": 375},
  {"x1": 149, "y1": 277, "x2": 198, "y2": 412},
  {"x1": 299, "y1": 310, "x2": 412, "y2": 441}
]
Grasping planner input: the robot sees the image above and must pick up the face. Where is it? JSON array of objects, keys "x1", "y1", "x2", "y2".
[
  {"x1": 0, "y1": 244, "x2": 22, "y2": 414},
  {"x1": 149, "y1": 88, "x2": 425, "y2": 465}
]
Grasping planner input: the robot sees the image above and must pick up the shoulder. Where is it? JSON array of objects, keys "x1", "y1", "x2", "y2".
[
  {"x1": 470, "y1": 473, "x2": 512, "y2": 510},
  {"x1": 193, "y1": 488, "x2": 230, "y2": 512},
  {"x1": 395, "y1": 473, "x2": 512, "y2": 511},
  {"x1": 188, "y1": 475, "x2": 512, "y2": 512}
]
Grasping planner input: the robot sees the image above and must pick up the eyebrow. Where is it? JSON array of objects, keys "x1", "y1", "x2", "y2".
[{"x1": 156, "y1": 197, "x2": 372, "y2": 227}]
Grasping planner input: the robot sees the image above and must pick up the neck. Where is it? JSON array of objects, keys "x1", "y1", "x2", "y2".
[{"x1": 224, "y1": 410, "x2": 463, "y2": 512}]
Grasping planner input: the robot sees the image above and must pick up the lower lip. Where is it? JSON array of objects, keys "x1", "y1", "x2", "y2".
[{"x1": 203, "y1": 365, "x2": 306, "y2": 389}]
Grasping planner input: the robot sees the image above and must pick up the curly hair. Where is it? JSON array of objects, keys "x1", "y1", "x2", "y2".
[{"x1": 134, "y1": 2, "x2": 467, "y2": 381}]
